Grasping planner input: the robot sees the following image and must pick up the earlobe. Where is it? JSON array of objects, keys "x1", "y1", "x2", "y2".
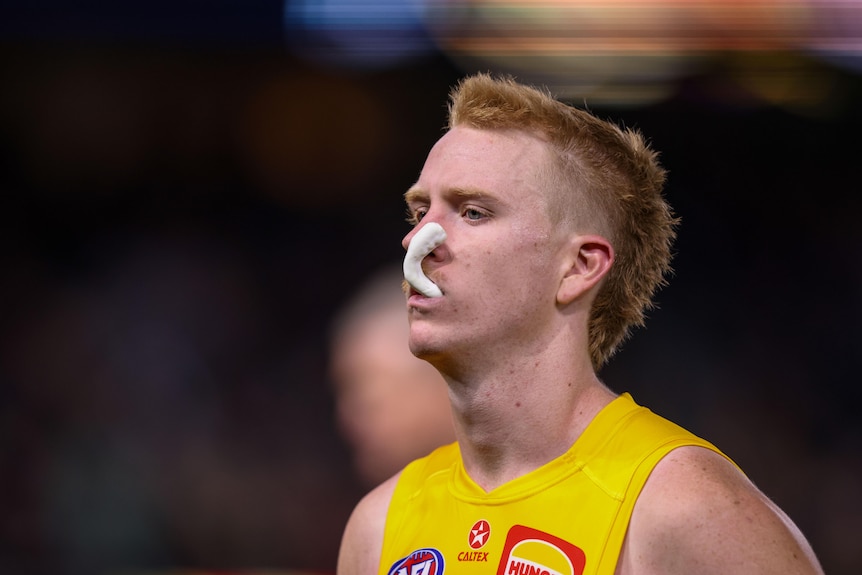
[{"x1": 556, "y1": 235, "x2": 614, "y2": 305}]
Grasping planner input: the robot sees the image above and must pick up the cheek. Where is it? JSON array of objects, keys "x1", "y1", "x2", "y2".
[
  {"x1": 504, "y1": 243, "x2": 561, "y2": 307},
  {"x1": 497, "y1": 228, "x2": 556, "y2": 273},
  {"x1": 453, "y1": 223, "x2": 558, "y2": 307},
  {"x1": 472, "y1": 249, "x2": 555, "y2": 309}
]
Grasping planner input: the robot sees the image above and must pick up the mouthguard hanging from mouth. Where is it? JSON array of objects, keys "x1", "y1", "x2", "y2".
[{"x1": 403, "y1": 222, "x2": 447, "y2": 298}]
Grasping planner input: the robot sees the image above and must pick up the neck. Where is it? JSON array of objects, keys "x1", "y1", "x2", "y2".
[{"x1": 436, "y1": 332, "x2": 616, "y2": 492}]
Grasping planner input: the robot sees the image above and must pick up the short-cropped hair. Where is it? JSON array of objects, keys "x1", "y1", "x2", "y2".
[{"x1": 448, "y1": 73, "x2": 677, "y2": 369}]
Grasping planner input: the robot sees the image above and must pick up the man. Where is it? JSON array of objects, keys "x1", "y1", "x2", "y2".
[
  {"x1": 330, "y1": 266, "x2": 455, "y2": 487},
  {"x1": 337, "y1": 74, "x2": 823, "y2": 575}
]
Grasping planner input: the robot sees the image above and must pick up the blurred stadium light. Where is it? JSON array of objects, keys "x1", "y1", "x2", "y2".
[
  {"x1": 284, "y1": 0, "x2": 437, "y2": 68},
  {"x1": 284, "y1": 0, "x2": 862, "y2": 108}
]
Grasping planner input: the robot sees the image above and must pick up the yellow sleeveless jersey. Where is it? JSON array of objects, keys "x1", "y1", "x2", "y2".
[{"x1": 379, "y1": 393, "x2": 731, "y2": 575}]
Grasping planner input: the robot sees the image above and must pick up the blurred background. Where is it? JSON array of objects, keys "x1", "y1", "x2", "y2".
[{"x1": 1, "y1": 1, "x2": 861, "y2": 574}]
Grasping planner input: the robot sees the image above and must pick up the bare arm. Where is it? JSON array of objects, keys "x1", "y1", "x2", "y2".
[
  {"x1": 618, "y1": 446, "x2": 823, "y2": 575},
  {"x1": 337, "y1": 473, "x2": 400, "y2": 575}
]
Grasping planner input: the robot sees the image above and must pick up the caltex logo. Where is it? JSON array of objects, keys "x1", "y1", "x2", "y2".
[{"x1": 469, "y1": 519, "x2": 491, "y2": 549}]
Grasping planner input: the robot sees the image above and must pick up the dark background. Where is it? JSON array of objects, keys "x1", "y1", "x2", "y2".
[{"x1": 1, "y1": 1, "x2": 860, "y2": 574}]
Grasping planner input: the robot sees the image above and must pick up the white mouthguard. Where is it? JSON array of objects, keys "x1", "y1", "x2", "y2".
[{"x1": 403, "y1": 222, "x2": 447, "y2": 297}]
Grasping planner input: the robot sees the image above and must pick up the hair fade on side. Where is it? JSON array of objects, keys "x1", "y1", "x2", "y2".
[{"x1": 447, "y1": 73, "x2": 678, "y2": 369}]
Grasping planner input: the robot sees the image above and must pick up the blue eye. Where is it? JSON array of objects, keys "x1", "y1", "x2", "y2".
[{"x1": 464, "y1": 208, "x2": 485, "y2": 221}]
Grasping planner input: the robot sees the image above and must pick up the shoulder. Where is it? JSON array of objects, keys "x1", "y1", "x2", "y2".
[
  {"x1": 618, "y1": 445, "x2": 823, "y2": 575},
  {"x1": 337, "y1": 473, "x2": 400, "y2": 575},
  {"x1": 337, "y1": 443, "x2": 459, "y2": 575}
]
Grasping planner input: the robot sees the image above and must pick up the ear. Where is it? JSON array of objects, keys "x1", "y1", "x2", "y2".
[{"x1": 557, "y1": 234, "x2": 614, "y2": 306}]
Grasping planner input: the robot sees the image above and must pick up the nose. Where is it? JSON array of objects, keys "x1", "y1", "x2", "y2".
[
  {"x1": 401, "y1": 226, "x2": 419, "y2": 250},
  {"x1": 401, "y1": 223, "x2": 420, "y2": 251},
  {"x1": 401, "y1": 228, "x2": 413, "y2": 251},
  {"x1": 402, "y1": 222, "x2": 448, "y2": 298},
  {"x1": 402, "y1": 222, "x2": 423, "y2": 251},
  {"x1": 402, "y1": 221, "x2": 445, "y2": 253}
]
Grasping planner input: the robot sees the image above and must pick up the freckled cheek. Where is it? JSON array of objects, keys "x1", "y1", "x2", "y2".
[{"x1": 456, "y1": 239, "x2": 548, "y2": 295}]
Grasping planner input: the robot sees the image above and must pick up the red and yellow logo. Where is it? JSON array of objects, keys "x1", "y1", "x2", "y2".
[
  {"x1": 496, "y1": 525, "x2": 586, "y2": 575},
  {"x1": 458, "y1": 519, "x2": 492, "y2": 563},
  {"x1": 469, "y1": 519, "x2": 491, "y2": 549}
]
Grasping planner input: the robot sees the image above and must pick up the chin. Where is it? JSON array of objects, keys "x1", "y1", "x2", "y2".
[
  {"x1": 408, "y1": 338, "x2": 437, "y2": 360},
  {"x1": 408, "y1": 322, "x2": 467, "y2": 369},
  {"x1": 410, "y1": 340, "x2": 460, "y2": 378},
  {"x1": 407, "y1": 331, "x2": 445, "y2": 360}
]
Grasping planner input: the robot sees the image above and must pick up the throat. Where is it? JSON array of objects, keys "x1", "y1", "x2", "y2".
[{"x1": 452, "y1": 380, "x2": 616, "y2": 492}]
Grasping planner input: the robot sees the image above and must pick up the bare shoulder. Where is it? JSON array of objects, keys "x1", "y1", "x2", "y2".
[
  {"x1": 337, "y1": 472, "x2": 400, "y2": 575},
  {"x1": 617, "y1": 446, "x2": 823, "y2": 575}
]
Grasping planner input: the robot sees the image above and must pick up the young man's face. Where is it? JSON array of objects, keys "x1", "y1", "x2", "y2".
[{"x1": 402, "y1": 125, "x2": 572, "y2": 367}]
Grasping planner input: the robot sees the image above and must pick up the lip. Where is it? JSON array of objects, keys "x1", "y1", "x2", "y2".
[{"x1": 407, "y1": 289, "x2": 444, "y2": 308}]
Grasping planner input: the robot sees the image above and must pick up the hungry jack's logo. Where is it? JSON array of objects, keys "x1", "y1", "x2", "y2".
[{"x1": 496, "y1": 525, "x2": 586, "y2": 575}]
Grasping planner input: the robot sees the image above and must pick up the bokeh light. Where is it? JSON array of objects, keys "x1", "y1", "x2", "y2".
[
  {"x1": 285, "y1": 0, "x2": 862, "y2": 109},
  {"x1": 284, "y1": 0, "x2": 436, "y2": 68}
]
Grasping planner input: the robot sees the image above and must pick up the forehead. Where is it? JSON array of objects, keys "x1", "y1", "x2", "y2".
[{"x1": 410, "y1": 126, "x2": 553, "y2": 204}]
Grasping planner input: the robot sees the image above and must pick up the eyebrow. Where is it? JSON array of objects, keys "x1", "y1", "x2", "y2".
[
  {"x1": 404, "y1": 186, "x2": 426, "y2": 205},
  {"x1": 404, "y1": 186, "x2": 494, "y2": 205}
]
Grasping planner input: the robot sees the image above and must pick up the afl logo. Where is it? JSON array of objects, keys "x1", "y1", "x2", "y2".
[
  {"x1": 469, "y1": 519, "x2": 491, "y2": 549},
  {"x1": 387, "y1": 548, "x2": 445, "y2": 575}
]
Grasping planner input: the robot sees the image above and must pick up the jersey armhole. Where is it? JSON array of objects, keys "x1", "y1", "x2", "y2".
[{"x1": 593, "y1": 438, "x2": 734, "y2": 575}]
